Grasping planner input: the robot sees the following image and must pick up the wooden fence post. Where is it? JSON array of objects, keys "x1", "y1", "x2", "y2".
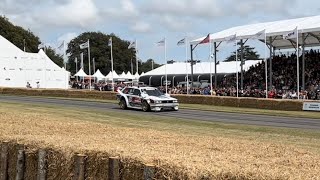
[
  {"x1": 143, "y1": 164, "x2": 155, "y2": 180},
  {"x1": 108, "y1": 157, "x2": 120, "y2": 180},
  {"x1": 37, "y1": 149, "x2": 47, "y2": 180},
  {"x1": 74, "y1": 154, "x2": 86, "y2": 180},
  {"x1": 0, "y1": 141, "x2": 9, "y2": 180},
  {"x1": 16, "y1": 148, "x2": 25, "y2": 180}
]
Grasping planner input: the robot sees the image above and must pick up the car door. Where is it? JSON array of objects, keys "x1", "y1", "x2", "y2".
[{"x1": 130, "y1": 88, "x2": 142, "y2": 107}]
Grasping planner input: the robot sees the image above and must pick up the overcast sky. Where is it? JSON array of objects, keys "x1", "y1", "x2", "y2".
[{"x1": 1, "y1": 0, "x2": 319, "y2": 64}]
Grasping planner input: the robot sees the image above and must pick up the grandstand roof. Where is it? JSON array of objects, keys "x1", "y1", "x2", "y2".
[
  {"x1": 191, "y1": 15, "x2": 320, "y2": 49},
  {"x1": 141, "y1": 60, "x2": 262, "y2": 76}
]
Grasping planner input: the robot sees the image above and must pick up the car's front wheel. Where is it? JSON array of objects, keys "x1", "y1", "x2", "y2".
[
  {"x1": 119, "y1": 99, "x2": 127, "y2": 110},
  {"x1": 142, "y1": 101, "x2": 150, "y2": 112}
]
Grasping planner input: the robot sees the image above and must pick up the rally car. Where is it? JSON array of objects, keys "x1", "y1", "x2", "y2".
[{"x1": 116, "y1": 86, "x2": 179, "y2": 112}]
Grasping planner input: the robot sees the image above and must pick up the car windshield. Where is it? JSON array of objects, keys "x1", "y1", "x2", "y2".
[{"x1": 143, "y1": 89, "x2": 164, "y2": 96}]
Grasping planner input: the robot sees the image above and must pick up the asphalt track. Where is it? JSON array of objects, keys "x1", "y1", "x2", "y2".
[{"x1": 1, "y1": 95, "x2": 320, "y2": 130}]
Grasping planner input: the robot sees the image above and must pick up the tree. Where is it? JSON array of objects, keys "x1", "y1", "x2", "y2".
[
  {"x1": 44, "y1": 46, "x2": 64, "y2": 67},
  {"x1": 66, "y1": 32, "x2": 136, "y2": 75},
  {"x1": 225, "y1": 42, "x2": 260, "y2": 62},
  {"x1": 0, "y1": 16, "x2": 41, "y2": 52},
  {"x1": 140, "y1": 59, "x2": 161, "y2": 73}
]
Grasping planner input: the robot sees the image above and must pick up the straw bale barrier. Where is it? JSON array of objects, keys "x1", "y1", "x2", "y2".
[{"x1": 0, "y1": 87, "x2": 304, "y2": 111}]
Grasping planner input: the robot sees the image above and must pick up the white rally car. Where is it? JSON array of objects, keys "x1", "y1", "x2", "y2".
[{"x1": 116, "y1": 86, "x2": 179, "y2": 112}]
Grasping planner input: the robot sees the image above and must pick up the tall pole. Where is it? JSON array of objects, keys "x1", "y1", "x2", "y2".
[
  {"x1": 164, "y1": 38, "x2": 167, "y2": 94},
  {"x1": 240, "y1": 39, "x2": 244, "y2": 90},
  {"x1": 111, "y1": 37, "x2": 114, "y2": 92},
  {"x1": 88, "y1": 39, "x2": 91, "y2": 90},
  {"x1": 93, "y1": 58, "x2": 95, "y2": 74},
  {"x1": 209, "y1": 35, "x2": 213, "y2": 95},
  {"x1": 93, "y1": 57, "x2": 96, "y2": 83},
  {"x1": 214, "y1": 42, "x2": 217, "y2": 90},
  {"x1": 75, "y1": 57, "x2": 78, "y2": 79},
  {"x1": 296, "y1": 27, "x2": 299, "y2": 99},
  {"x1": 302, "y1": 33, "x2": 305, "y2": 90},
  {"x1": 151, "y1": 60, "x2": 154, "y2": 70},
  {"x1": 190, "y1": 44, "x2": 194, "y2": 87},
  {"x1": 63, "y1": 41, "x2": 66, "y2": 69},
  {"x1": 235, "y1": 39, "x2": 239, "y2": 97},
  {"x1": 264, "y1": 31, "x2": 268, "y2": 98},
  {"x1": 185, "y1": 38, "x2": 189, "y2": 94},
  {"x1": 135, "y1": 39, "x2": 138, "y2": 74},
  {"x1": 269, "y1": 36, "x2": 273, "y2": 90},
  {"x1": 23, "y1": 39, "x2": 26, "y2": 52},
  {"x1": 131, "y1": 58, "x2": 133, "y2": 75}
]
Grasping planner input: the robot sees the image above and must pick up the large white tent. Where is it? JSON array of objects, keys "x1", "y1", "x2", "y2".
[
  {"x1": 191, "y1": 15, "x2": 320, "y2": 49},
  {"x1": 142, "y1": 60, "x2": 261, "y2": 76},
  {"x1": 0, "y1": 35, "x2": 70, "y2": 89}
]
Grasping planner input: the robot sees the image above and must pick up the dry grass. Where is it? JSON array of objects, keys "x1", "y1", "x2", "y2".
[{"x1": 0, "y1": 103, "x2": 320, "y2": 179}]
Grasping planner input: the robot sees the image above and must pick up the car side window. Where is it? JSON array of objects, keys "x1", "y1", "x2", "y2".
[
  {"x1": 133, "y1": 89, "x2": 141, "y2": 96},
  {"x1": 123, "y1": 88, "x2": 131, "y2": 94}
]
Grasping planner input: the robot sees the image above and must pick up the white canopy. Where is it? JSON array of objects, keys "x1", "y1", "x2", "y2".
[
  {"x1": 191, "y1": 15, "x2": 320, "y2": 49},
  {"x1": 126, "y1": 71, "x2": 133, "y2": 79},
  {"x1": 134, "y1": 72, "x2": 140, "y2": 79},
  {"x1": 92, "y1": 69, "x2": 105, "y2": 79},
  {"x1": 142, "y1": 60, "x2": 261, "y2": 76},
  {"x1": 119, "y1": 71, "x2": 126, "y2": 78},
  {"x1": 0, "y1": 35, "x2": 70, "y2": 89},
  {"x1": 106, "y1": 70, "x2": 120, "y2": 80},
  {"x1": 74, "y1": 68, "x2": 88, "y2": 77}
]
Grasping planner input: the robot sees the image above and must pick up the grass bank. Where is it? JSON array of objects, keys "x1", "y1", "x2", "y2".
[{"x1": 0, "y1": 102, "x2": 319, "y2": 179}]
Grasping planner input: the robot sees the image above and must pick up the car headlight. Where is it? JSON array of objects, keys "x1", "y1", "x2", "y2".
[
  {"x1": 155, "y1": 100, "x2": 162, "y2": 104},
  {"x1": 173, "y1": 100, "x2": 178, "y2": 103}
]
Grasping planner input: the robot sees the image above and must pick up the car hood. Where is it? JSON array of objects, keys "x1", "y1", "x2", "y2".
[{"x1": 147, "y1": 95, "x2": 177, "y2": 101}]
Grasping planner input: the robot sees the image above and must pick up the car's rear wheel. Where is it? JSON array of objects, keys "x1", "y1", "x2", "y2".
[
  {"x1": 119, "y1": 99, "x2": 127, "y2": 109},
  {"x1": 142, "y1": 101, "x2": 150, "y2": 112}
]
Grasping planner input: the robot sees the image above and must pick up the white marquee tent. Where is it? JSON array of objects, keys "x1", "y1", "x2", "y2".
[
  {"x1": 92, "y1": 69, "x2": 105, "y2": 80},
  {"x1": 105, "y1": 71, "x2": 120, "y2": 81},
  {"x1": 142, "y1": 60, "x2": 261, "y2": 76},
  {"x1": 0, "y1": 35, "x2": 70, "y2": 89},
  {"x1": 74, "y1": 68, "x2": 88, "y2": 77}
]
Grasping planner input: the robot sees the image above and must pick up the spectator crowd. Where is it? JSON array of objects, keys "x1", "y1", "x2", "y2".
[{"x1": 71, "y1": 49, "x2": 320, "y2": 100}]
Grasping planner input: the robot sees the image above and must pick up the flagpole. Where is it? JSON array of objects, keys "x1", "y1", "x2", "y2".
[
  {"x1": 75, "y1": 57, "x2": 78, "y2": 81},
  {"x1": 235, "y1": 38, "x2": 238, "y2": 97},
  {"x1": 93, "y1": 57, "x2": 96, "y2": 83},
  {"x1": 88, "y1": 39, "x2": 91, "y2": 91},
  {"x1": 296, "y1": 27, "x2": 299, "y2": 100},
  {"x1": 185, "y1": 37, "x2": 189, "y2": 94},
  {"x1": 111, "y1": 37, "x2": 114, "y2": 92},
  {"x1": 264, "y1": 31, "x2": 268, "y2": 98},
  {"x1": 165, "y1": 38, "x2": 167, "y2": 94},
  {"x1": 209, "y1": 34, "x2": 213, "y2": 95},
  {"x1": 135, "y1": 39, "x2": 138, "y2": 74}
]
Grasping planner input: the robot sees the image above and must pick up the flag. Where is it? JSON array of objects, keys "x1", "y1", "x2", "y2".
[
  {"x1": 156, "y1": 38, "x2": 165, "y2": 46},
  {"x1": 177, "y1": 38, "x2": 186, "y2": 46},
  {"x1": 58, "y1": 41, "x2": 64, "y2": 50},
  {"x1": 38, "y1": 43, "x2": 45, "y2": 49},
  {"x1": 108, "y1": 37, "x2": 112, "y2": 46},
  {"x1": 128, "y1": 41, "x2": 136, "y2": 49},
  {"x1": 250, "y1": 30, "x2": 265, "y2": 40},
  {"x1": 199, "y1": 34, "x2": 210, "y2": 44},
  {"x1": 224, "y1": 34, "x2": 237, "y2": 43},
  {"x1": 283, "y1": 27, "x2": 297, "y2": 39},
  {"x1": 79, "y1": 41, "x2": 89, "y2": 49}
]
